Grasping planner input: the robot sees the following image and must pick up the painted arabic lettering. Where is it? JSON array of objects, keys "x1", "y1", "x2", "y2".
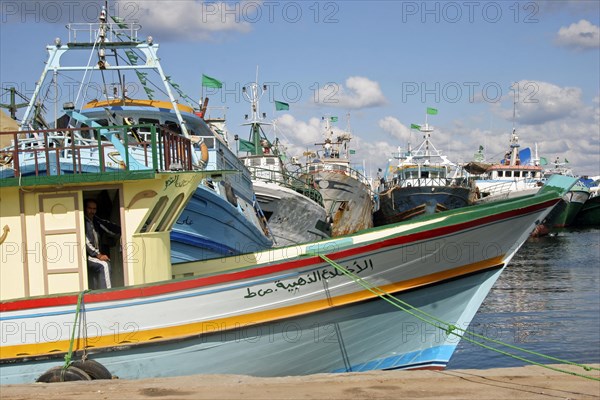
[
  {"x1": 164, "y1": 175, "x2": 192, "y2": 190},
  {"x1": 243, "y1": 258, "x2": 374, "y2": 299}
]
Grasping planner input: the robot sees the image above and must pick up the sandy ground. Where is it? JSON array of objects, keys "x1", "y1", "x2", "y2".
[{"x1": 1, "y1": 364, "x2": 598, "y2": 400}]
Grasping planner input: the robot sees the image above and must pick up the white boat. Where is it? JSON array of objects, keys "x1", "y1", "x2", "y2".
[
  {"x1": 375, "y1": 113, "x2": 475, "y2": 225},
  {"x1": 471, "y1": 129, "x2": 544, "y2": 203},
  {"x1": 238, "y1": 81, "x2": 330, "y2": 246}
]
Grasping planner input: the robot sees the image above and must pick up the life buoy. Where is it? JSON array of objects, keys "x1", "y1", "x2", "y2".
[
  {"x1": 36, "y1": 365, "x2": 91, "y2": 383},
  {"x1": 200, "y1": 142, "x2": 209, "y2": 164}
]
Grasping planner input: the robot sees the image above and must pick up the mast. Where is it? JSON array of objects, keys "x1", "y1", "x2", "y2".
[
  {"x1": 241, "y1": 71, "x2": 271, "y2": 156},
  {"x1": 509, "y1": 83, "x2": 520, "y2": 167}
]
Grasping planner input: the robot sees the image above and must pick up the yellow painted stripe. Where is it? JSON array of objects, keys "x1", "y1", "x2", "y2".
[
  {"x1": 83, "y1": 99, "x2": 195, "y2": 114},
  {"x1": 0, "y1": 255, "x2": 504, "y2": 360}
]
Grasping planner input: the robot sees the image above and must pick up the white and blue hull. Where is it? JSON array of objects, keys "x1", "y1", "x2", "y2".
[
  {"x1": 171, "y1": 185, "x2": 273, "y2": 262},
  {"x1": 0, "y1": 267, "x2": 502, "y2": 384}
]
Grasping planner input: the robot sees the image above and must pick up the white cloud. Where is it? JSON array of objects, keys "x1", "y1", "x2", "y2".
[
  {"x1": 273, "y1": 114, "x2": 324, "y2": 147},
  {"x1": 555, "y1": 19, "x2": 600, "y2": 50},
  {"x1": 492, "y1": 80, "x2": 584, "y2": 125},
  {"x1": 378, "y1": 116, "x2": 412, "y2": 142},
  {"x1": 318, "y1": 77, "x2": 387, "y2": 109},
  {"x1": 122, "y1": 1, "x2": 252, "y2": 41},
  {"x1": 275, "y1": 82, "x2": 599, "y2": 176}
]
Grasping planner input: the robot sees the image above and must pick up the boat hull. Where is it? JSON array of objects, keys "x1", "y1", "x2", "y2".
[
  {"x1": 314, "y1": 171, "x2": 373, "y2": 236},
  {"x1": 0, "y1": 184, "x2": 565, "y2": 384},
  {"x1": 374, "y1": 185, "x2": 474, "y2": 226},
  {"x1": 573, "y1": 195, "x2": 600, "y2": 227},
  {"x1": 0, "y1": 267, "x2": 502, "y2": 383},
  {"x1": 170, "y1": 185, "x2": 273, "y2": 262},
  {"x1": 545, "y1": 187, "x2": 590, "y2": 228},
  {"x1": 253, "y1": 181, "x2": 330, "y2": 246}
]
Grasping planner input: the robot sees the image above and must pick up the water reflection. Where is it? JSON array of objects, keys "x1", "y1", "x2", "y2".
[{"x1": 448, "y1": 228, "x2": 600, "y2": 369}]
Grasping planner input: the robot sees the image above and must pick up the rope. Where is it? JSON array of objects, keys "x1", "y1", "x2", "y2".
[
  {"x1": 63, "y1": 290, "x2": 89, "y2": 369},
  {"x1": 314, "y1": 254, "x2": 600, "y2": 381}
]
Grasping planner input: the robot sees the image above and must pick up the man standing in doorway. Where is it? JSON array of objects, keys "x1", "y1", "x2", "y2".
[{"x1": 84, "y1": 199, "x2": 120, "y2": 289}]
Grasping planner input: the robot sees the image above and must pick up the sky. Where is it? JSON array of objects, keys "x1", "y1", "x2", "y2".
[{"x1": 1, "y1": 0, "x2": 599, "y2": 177}]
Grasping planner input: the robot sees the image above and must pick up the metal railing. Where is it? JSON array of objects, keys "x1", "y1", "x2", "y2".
[
  {"x1": 0, "y1": 124, "x2": 194, "y2": 184},
  {"x1": 247, "y1": 166, "x2": 324, "y2": 207}
]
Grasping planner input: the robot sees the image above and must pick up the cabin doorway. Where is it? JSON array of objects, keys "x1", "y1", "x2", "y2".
[{"x1": 83, "y1": 189, "x2": 124, "y2": 288}]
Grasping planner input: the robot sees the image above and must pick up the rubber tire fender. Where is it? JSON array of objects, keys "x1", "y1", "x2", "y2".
[
  {"x1": 36, "y1": 366, "x2": 92, "y2": 383},
  {"x1": 71, "y1": 359, "x2": 113, "y2": 380}
]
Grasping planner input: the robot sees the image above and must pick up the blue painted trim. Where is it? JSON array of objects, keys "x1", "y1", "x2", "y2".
[
  {"x1": 331, "y1": 344, "x2": 455, "y2": 373},
  {"x1": 170, "y1": 230, "x2": 238, "y2": 256}
]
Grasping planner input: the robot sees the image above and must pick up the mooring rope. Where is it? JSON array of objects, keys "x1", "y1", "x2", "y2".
[
  {"x1": 63, "y1": 290, "x2": 90, "y2": 370},
  {"x1": 315, "y1": 254, "x2": 600, "y2": 381}
]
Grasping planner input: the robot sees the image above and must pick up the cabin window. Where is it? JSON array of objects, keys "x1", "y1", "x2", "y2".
[
  {"x1": 164, "y1": 120, "x2": 182, "y2": 135},
  {"x1": 157, "y1": 193, "x2": 185, "y2": 231},
  {"x1": 138, "y1": 118, "x2": 160, "y2": 141},
  {"x1": 497, "y1": 171, "x2": 504, "y2": 177},
  {"x1": 514, "y1": 171, "x2": 521, "y2": 178},
  {"x1": 251, "y1": 158, "x2": 261, "y2": 166},
  {"x1": 266, "y1": 158, "x2": 276, "y2": 165},
  {"x1": 140, "y1": 196, "x2": 168, "y2": 233},
  {"x1": 506, "y1": 171, "x2": 512, "y2": 177},
  {"x1": 421, "y1": 171, "x2": 429, "y2": 178},
  {"x1": 203, "y1": 137, "x2": 216, "y2": 148}
]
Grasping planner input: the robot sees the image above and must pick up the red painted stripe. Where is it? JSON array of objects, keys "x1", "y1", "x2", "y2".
[{"x1": 0, "y1": 198, "x2": 558, "y2": 312}]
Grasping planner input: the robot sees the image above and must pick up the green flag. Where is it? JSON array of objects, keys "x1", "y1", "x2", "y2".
[
  {"x1": 564, "y1": 158, "x2": 569, "y2": 163},
  {"x1": 275, "y1": 100, "x2": 289, "y2": 111},
  {"x1": 410, "y1": 124, "x2": 421, "y2": 130},
  {"x1": 349, "y1": 149, "x2": 356, "y2": 155},
  {"x1": 540, "y1": 156, "x2": 548, "y2": 165},
  {"x1": 202, "y1": 74, "x2": 223, "y2": 89},
  {"x1": 427, "y1": 107, "x2": 438, "y2": 115},
  {"x1": 238, "y1": 138, "x2": 255, "y2": 152},
  {"x1": 330, "y1": 116, "x2": 338, "y2": 122}
]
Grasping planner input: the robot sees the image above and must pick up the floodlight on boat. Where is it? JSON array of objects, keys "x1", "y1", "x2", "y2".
[
  {"x1": 242, "y1": 86, "x2": 246, "y2": 93},
  {"x1": 263, "y1": 84, "x2": 267, "y2": 91},
  {"x1": 63, "y1": 102, "x2": 75, "y2": 110},
  {"x1": 54, "y1": 37, "x2": 61, "y2": 47},
  {"x1": 147, "y1": 36, "x2": 153, "y2": 45}
]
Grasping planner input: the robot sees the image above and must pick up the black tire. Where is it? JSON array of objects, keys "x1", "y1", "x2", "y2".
[
  {"x1": 36, "y1": 365, "x2": 92, "y2": 383},
  {"x1": 71, "y1": 359, "x2": 113, "y2": 380}
]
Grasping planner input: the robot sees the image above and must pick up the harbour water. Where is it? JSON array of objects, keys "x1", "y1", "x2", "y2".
[{"x1": 448, "y1": 228, "x2": 600, "y2": 369}]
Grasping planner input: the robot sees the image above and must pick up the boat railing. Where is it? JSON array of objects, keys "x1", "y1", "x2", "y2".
[
  {"x1": 247, "y1": 166, "x2": 324, "y2": 206},
  {"x1": 66, "y1": 22, "x2": 142, "y2": 44},
  {"x1": 306, "y1": 162, "x2": 372, "y2": 190},
  {"x1": 0, "y1": 124, "x2": 194, "y2": 185},
  {"x1": 388, "y1": 176, "x2": 470, "y2": 189}
]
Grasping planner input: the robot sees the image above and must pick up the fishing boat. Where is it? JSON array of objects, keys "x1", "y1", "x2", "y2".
[
  {"x1": 0, "y1": 11, "x2": 272, "y2": 262},
  {"x1": 540, "y1": 158, "x2": 591, "y2": 228},
  {"x1": 470, "y1": 129, "x2": 544, "y2": 203},
  {"x1": 573, "y1": 187, "x2": 600, "y2": 227},
  {"x1": 237, "y1": 81, "x2": 330, "y2": 246},
  {"x1": 0, "y1": 162, "x2": 576, "y2": 383},
  {"x1": 302, "y1": 116, "x2": 374, "y2": 236},
  {"x1": 0, "y1": 5, "x2": 580, "y2": 385},
  {"x1": 374, "y1": 112, "x2": 475, "y2": 226}
]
